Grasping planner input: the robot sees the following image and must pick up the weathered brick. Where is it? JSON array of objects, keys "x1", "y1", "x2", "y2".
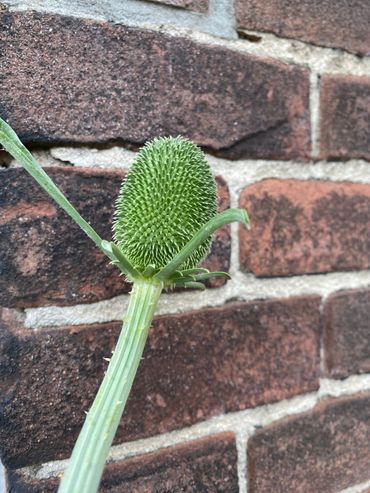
[
  {"x1": 324, "y1": 288, "x2": 370, "y2": 378},
  {"x1": 0, "y1": 167, "x2": 127, "y2": 307},
  {"x1": 239, "y1": 179, "x2": 370, "y2": 276},
  {"x1": 320, "y1": 75, "x2": 370, "y2": 161},
  {"x1": 7, "y1": 433, "x2": 238, "y2": 492},
  {"x1": 248, "y1": 393, "x2": 370, "y2": 493},
  {"x1": 0, "y1": 11, "x2": 310, "y2": 160},
  {"x1": 148, "y1": 0, "x2": 208, "y2": 13},
  {"x1": 235, "y1": 0, "x2": 370, "y2": 55},
  {"x1": 6, "y1": 472, "x2": 58, "y2": 493},
  {"x1": 0, "y1": 168, "x2": 229, "y2": 307},
  {"x1": 0, "y1": 296, "x2": 321, "y2": 467},
  {"x1": 202, "y1": 176, "x2": 231, "y2": 289}
]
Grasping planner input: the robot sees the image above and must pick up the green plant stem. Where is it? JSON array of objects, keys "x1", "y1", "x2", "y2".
[{"x1": 58, "y1": 280, "x2": 163, "y2": 493}]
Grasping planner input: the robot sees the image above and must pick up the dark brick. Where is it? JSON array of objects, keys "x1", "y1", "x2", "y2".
[
  {"x1": 0, "y1": 167, "x2": 127, "y2": 308},
  {"x1": 0, "y1": 296, "x2": 321, "y2": 467},
  {"x1": 7, "y1": 433, "x2": 238, "y2": 492},
  {"x1": 0, "y1": 168, "x2": 229, "y2": 307},
  {"x1": 6, "y1": 470, "x2": 57, "y2": 493},
  {"x1": 147, "y1": 0, "x2": 208, "y2": 13},
  {"x1": 235, "y1": 0, "x2": 370, "y2": 55},
  {"x1": 248, "y1": 393, "x2": 370, "y2": 493},
  {"x1": 239, "y1": 179, "x2": 370, "y2": 276},
  {"x1": 324, "y1": 288, "x2": 370, "y2": 378},
  {"x1": 0, "y1": 11, "x2": 310, "y2": 160},
  {"x1": 320, "y1": 75, "x2": 370, "y2": 161}
]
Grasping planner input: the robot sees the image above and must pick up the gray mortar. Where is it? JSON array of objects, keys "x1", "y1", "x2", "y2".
[
  {"x1": 3, "y1": 0, "x2": 238, "y2": 39},
  {"x1": 50, "y1": 146, "x2": 135, "y2": 169},
  {"x1": 235, "y1": 430, "x2": 248, "y2": 493},
  {"x1": 0, "y1": 461, "x2": 6, "y2": 493},
  {"x1": 339, "y1": 479, "x2": 370, "y2": 493},
  {"x1": 24, "y1": 269, "x2": 370, "y2": 329},
  {"x1": 156, "y1": 24, "x2": 370, "y2": 77}
]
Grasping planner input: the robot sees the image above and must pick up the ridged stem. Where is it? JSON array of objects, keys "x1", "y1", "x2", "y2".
[{"x1": 58, "y1": 280, "x2": 163, "y2": 493}]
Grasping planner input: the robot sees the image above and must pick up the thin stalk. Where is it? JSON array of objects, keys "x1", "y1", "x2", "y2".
[{"x1": 58, "y1": 280, "x2": 163, "y2": 493}]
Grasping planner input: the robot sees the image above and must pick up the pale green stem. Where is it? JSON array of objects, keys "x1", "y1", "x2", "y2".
[{"x1": 58, "y1": 280, "x2": 163, "y2": 493}]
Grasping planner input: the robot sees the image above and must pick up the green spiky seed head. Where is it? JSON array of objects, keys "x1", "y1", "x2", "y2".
[{"x1": 113, "y1": 136, "x2": 217, "y2": 273}]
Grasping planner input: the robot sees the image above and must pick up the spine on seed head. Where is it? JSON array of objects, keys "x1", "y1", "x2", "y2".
[{"x1": 113, "y1": 136, "x2": 217, "y2": 272}]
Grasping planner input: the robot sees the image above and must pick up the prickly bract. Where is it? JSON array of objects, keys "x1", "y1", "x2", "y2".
[{"x1": 113, "y1": 137, "x2": 217, "y2": 271}]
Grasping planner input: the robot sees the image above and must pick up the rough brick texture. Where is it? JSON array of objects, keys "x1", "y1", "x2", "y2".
[
  {"x1": 0, "y1": 168, "x2": 229, "y2": 307},
  {"x1": 320, "y1": 75, "x2": 370, "y2": 161},
  {"x1": 6, "y1": 433, "x2": 238, "y2": 492},
  {"x1": 239, "y1": 179, "x2": 370, "y2": 277},
  {"x1": 0, "y1": 296, "x2": 321, "y2": 467},
  {"x1": 235, "y1": 0, "x2": 370, "y2": 55},
  {"x1": 148, "y1": 0, "x2": 208, "y2": 13},
  {"x1": 324, "y1": 288, "x2": 370, "y2": 378},
  {"x1": 0, "y1": 167, "x2": 126, "y2": 307},
  {"x1": 0, "y1": 11, "x2": 310, "y2": 160},
  {"x1": 248, "y1": 393, "x2": 370, "y2": 493}
]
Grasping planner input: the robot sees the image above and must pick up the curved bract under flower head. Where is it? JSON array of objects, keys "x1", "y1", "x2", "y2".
[{"x1": 113, "y1": 136, "x2": 217, "y2": 272}]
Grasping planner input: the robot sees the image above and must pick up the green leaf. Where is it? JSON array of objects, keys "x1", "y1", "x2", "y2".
[
  {"x1": 142, "y1": 264, "x2": 159, "y2": 278},
  {"x1": 180, "y1": 268, "x2": 209, "y2": 276},
  {"x1": 172, "y1": 275, "x2": 196, "y2": 285},
  {"x1": 175, "y1": 281, "x2": 206, "y2": 290},
  {"x1": 194, "y1": 271, "x2": 231, "y2": 281},
  {"x1": 155, "y1": 208, "x2": 250, "y2": 282}
]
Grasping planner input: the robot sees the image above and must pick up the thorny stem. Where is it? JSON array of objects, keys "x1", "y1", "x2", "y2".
[{"x1": 58, "y1": 280, "x2": 163, "y2": 493}]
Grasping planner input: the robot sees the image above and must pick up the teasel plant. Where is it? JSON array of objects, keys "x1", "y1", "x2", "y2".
[{"x1": 0, "y1": 117, "x2": 250, "y2": 493}]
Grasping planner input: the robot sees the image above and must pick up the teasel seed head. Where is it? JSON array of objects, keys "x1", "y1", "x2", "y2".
[{"x1": 113, "y1": 136, "x2": 217, "y2": 272}]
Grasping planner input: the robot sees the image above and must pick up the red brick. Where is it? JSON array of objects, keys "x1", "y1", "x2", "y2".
[
  {"x1": 235, "y1": 0, "x2": 370, "y2": 55},
  {"x1": 202, "y1": 176, "x2": 231, "y2": 288},
  {"x1": 324, "y1": 288, "x2": 370, "y2": 378},
  {"x1": 239, "y1": 179, "x2": 370, "y2": 276},
  {"x1": 248, "y1": 393, "x2": 370, "y2": 493},
  {"x1": 0, "y1": 168, "x2": 229, "y2": 307},
  {"x1": 6, "y1": 472, "x2": 58, "y2": 493},
  {"x1": 6, "y1": 433, "x2": 238, "y2": 492},
  {"x1": 148, "y1": 0, "x2": 208, "y2": 12},
  {"x1": 0, "y1": 297, "x2": 321, "y2": 467},
  {"x1": 320, "y1": 75, "x2": 370, "y2": 161},
  {"x1": 0, "y1": 167, "x2": 127, "y2": 307},
  {"x1": 0, "y1": 11, "x2": 310, "y2": 160}
]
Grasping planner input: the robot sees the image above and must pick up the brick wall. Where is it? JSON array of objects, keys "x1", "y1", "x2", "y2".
[{"x1": 1, "y1": 1, "x2": 370, "y2": 492}]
